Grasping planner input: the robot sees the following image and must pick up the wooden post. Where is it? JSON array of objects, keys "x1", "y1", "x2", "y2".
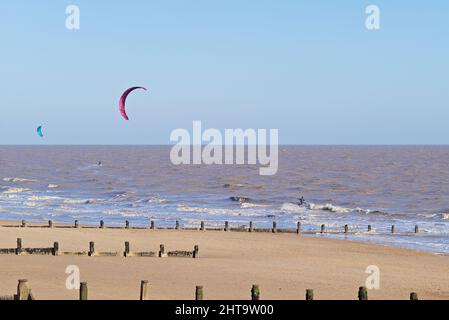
[
  {"x1": 367, "y1": 225, "x2": 372, "y2": 232},
  {"x1": 344, "y1": 224, "x2": 349, "y2": 234},
  {"x1": 251, "y1": 285, "x2": 260, "y2": 300},
  {"x1": 391, "y1": 225, "x2": 395, "y2": 234},
  {"x1": 159, "y1": 244, "x2": 166, "y2": 258},
  {"x1": 320, "y1": 224, "x2": 325, "y2": 234},
  {"x1": 410, "y1": 292, "x2": 418, "y2": 300},
  {"x1": 100, "y1": 220, "x2": 104, "y2": 229},
  {"x1": 17, "y1": 279, "x2": 30, "y2": 300},
  {"x1": 176, "y1": 220, "x2": 180, "y2": 230},
  {"x1": 125, "y1": 220, "x2": 130, "y2": 229},
  {"x1": 296, "y1": 222, "x2": 301, "y2": 235},
  {"x1": 80, "y1": 282, "x2": 88, "y2": 300},
  {"x1": 48, "y1": 220, "x2": 53, "y2": 228},
  {"x1": 150, "y1": 221, "x2": 155, "y2": 230},
  {"x1": 53, "y1": 242, "x2": 59, "y2": 256},
  {"x1": 414, "y1": 225, "x2": 419, "y2": 233},
  {"x1": 140, "y1": 280, "x2": 149, "y2": 300},
  {"x1": 306, "y1": 289, "x2": 314, "y2": 300},
  {"x1": 75, "y1": 220, "x2": 79, "y2": 228},
  {"x1": 249, "y1": 221, "x2": 254, "y2": 232},
  {"x1": 16, "y1": 238, "x2": 22, "y2": 255},
  {"x1": 200, "y1": 221, "x2": 205, "y2": 231},
  {"x1": 195, "y1": 286, "x2": 204, "y2": 300},
  {"x1": 272, "y1": 221, "x2": 277, "y2": 233},
  {"x1": 358, "y1": 286, "x2": 368, "y2": 300},
  {"x1": 224, "y1": 221, "x2": 229, "y2": 231},
  {"x1": 21, "y1": 220, "x2": 26, "y2": 228},
  {"x1": 193, "y1": 245, "x2": 199, "y2": 258},
  {"x1": 88, "y1": 241, "x2": 95, "y2": 256},
  {"x1": 124, "y1": 241, "x2": 130, "y2": 257}
]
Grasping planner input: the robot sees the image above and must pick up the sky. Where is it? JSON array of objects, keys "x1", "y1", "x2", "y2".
[{"x1": 0, "y1": 1, "x2": 448, "y2": 145}]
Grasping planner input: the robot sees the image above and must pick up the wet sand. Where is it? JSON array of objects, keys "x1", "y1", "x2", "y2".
[{"x1": 0, "y1": 219, "x2": 448, "y2": 300}]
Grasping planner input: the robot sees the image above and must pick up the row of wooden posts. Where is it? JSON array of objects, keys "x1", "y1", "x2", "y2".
[
  {"x1": 0, "y1": 238, "x2": 199, "y2": 258},
  {"x1": 15, "y1": 219, "x2": 422, "y2": 235},
  {"x1": 1, "y1": 279, "x2": 420, "y2": 300}
]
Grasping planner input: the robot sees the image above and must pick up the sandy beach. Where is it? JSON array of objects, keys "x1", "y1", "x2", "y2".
[{"x1": 0, "y1": 219, "x2": 448, "y2": 300}]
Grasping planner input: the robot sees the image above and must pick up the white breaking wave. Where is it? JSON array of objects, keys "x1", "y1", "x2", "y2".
[
  {"x1": 240, "y1": 202, "x2": 271, "y2": 209},
  {"x1": 48, "y1": 184, "x2": 60, "y2": 188},
  {"x1": 281, "y1": 202, "x2": 353, "y2": 214},
  {"x1": 2, "y1": 177, "x2": 36, "y2": 183},
  {"x1": 1, "y1": 187, "x2": 32, "y2": 194},
  {"x1": 177, "y1": 204, "x2": 260, "y2": 217},
  {"x1": 27, "y1": 195, "x2": 62, "y2": 201},
  {"x1": 147, "y1": 196, "x2": 168, "y2": 204}
]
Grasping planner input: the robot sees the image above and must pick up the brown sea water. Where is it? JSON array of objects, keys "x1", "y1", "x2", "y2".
[{"x1": 0, "y1": 146, "x2": 448, "y2": 253}]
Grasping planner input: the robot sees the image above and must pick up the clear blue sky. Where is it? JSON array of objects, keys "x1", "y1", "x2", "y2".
[{"x1": 0, "y1": 1, "x2": 448, "y2": 144}]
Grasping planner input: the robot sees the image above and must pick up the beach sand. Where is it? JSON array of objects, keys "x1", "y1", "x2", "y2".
[{"x1": 0, "y1": 219, "x2": 448, "y2": 300}]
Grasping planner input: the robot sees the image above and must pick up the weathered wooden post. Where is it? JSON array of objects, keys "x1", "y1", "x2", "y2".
[
  {"x1": 224, "y1": 221, "x2": 229, "y2": 231},
  {"x1": 75, "y1": 220, "x2": 79, "y2": 228},
  {"x1": 16, "y1": 238, "x2": 22, "y2": 255},
  {"x1": 17, "y1": 279, "x2": 30, "y2": 300},
  {"x1": 80, "y1": 282, "x2": 88, "y2": 300},
  {"x1": 414, "y1": 225, "x2": 419, "y2": 233},
  {"x1": 150, "y1": 221, "x2": 155, "y2": 230},
  {"x1": 358, "y1": 286, "x2": 368, "y2": 300},
  {"x1": 176, "y1": 220, "x2": 180, "y2": 230},
  {"x1": 249, "y1": 221, "x2": 254, "y2": 232},
  {"x1": 320, "y1": 224, "x2": 325, "y2": 234},
  {"x1": 48, "y1": 220, "x2": 53, "y2": 228},
  {"x1": 193, "y1": 245, "x2": 199, "y2": 258},
  {"x1": 272, "y1": 221, "x2": 277, "y2": 233},
  {"x1": 125, "y1": 220, "x2": 130, "y2": 229},
  {"x1": 296, "y1": 222, "x2": 301, "y2": 235},
  {"x1": 391, "y1": 225, "x2": 395, "y2": 234},
  {"x1": 251, "y1": 285, "x2": 260, "y2": 300},
  {"x1": 53, "y1": 242, "x2": 59, "y2": 256},
  {"x1": 21, "y1": 220, "x2": 26, "y2": 228},
  {"x1": 344, "y1": 224, "x2": 349, "y2": 234},
  {"x1": 88, "y1": 241, "x2": 95, "y2": 257},
  {"x1": 306, "y1": 289, "x2": 314, "y2": 300},
  {"x1": 410, "y1": 292, "x2": 418, "y2": 300},
  {"x1": 200, "y1": 221, "x2": 205, "y2": 231},
  {"x1": 124, "y1": 241, "x2": 130, "y2": 257},
  {"x1": 159, "y1": 244, "x2": 166, "y2": 258},
  {"x1": 100, "y1": 220, "x2": 105, "y2": 229},
  {"x1": 195, "y1": 286, "x2": 204, "y2": 300},
  {"x1": 140, "y1": 280, "x2": 150, "y2": 300},
  {"x1": 367, "y1": 225, "x2": 372, "y2": 232}
]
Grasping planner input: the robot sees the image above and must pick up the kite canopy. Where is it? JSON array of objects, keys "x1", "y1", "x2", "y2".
[
  {"x1": 119, "y1": 87, "x2": 147, "y2": 120},
  {"x1": 37, "y1": 126, "x2": 43, "y2": 138}
]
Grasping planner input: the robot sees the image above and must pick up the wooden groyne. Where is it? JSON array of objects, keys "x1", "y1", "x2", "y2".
[
  {"x1": 2, "y1": 220, "x2": 423, "y2": 236},
  {"x1": 0, "y1": 238, "x2": 199, "y2": 259},
  {"x1": 0, "y1": 280, "x2": 422, "y2": 301}
]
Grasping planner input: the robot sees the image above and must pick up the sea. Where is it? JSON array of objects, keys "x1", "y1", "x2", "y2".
[{"x1": 1, "y1": 145, "x2": 448, "y2": 254}]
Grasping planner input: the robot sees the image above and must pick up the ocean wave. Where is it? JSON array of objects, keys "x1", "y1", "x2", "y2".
[
  {"x1": 28, "y1": 195, "x2": 62, "y2": 201},
  {"x1": 147, "y1": 196, "x2": 168, "y2": 204},
  {"x1": 223, "y1": 183, "x2": 244, "y2": 189},
  {"x1": 240, "y1": 202, "x2": 271, "y2": 209},
  {"x1": 177, "y1": 204, "x2": 260, "y2": 217},
  {"x1": 2, "y1": 177, "x2": 36, "y2": 183},
  {"x1": 48, "y1": 184, "x2": 60, "y2": 188},
  {"x1": 63, "y1": 199, "x2": 97, "y2": 205},
  {"x1": 1, "y1": 187, "x2": 32, "y2": 194}
]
